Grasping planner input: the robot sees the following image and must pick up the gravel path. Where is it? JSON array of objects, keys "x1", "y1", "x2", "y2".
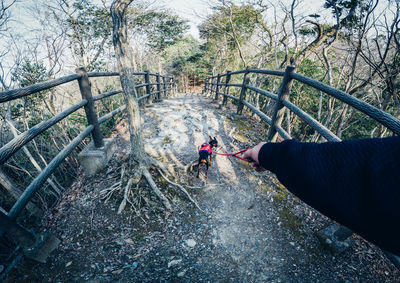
[{"x1": 7, "y1": 93, "x2": 399, "y2": 282}]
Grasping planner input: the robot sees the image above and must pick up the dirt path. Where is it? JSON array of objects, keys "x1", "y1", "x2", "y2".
[{"x1": 7, "y1": 93, "x2": 399, "y2": 282}]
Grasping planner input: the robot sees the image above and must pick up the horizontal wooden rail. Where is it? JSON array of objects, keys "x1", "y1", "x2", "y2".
[
  {"x1": 88, "y1": 72, "x2": 120, "y2": 77},
  {"x1": 98, "y1": 105, "x2": 127, "y2": 124},
  {"x1": 225, "y1": 83, "x2": 243, "y2": 88},
  {"x1": 282, "y1": 100, "x2": 341, "y2": 142},
  {"x1": 242, "y1": 100, "x2": 272, "y2": 125},
  {"x1": 8, "y1": 125, "x2": 94, "y2": 219},
  {"x1": 0, "y1": 100, "x2": 88, "y2": 165},
  {"x1": 291, "y1": 73, "x2": 400, "y2": 135},
  {"x1": 0, "y1": 74, "x2": 81, "y2": 103},
  {"x1": 93, "y1": 90, "x2": 122, "y2": 101},
  {"x1": 247, "y1": 69, "x2": 285, "y2": 76},
  {"x1": 275, "y1": 125, "x2": 292, "y2": 140},
  {"x1": 225, "y1": 94, "x2": 239, "y2": 101},
  {"x1": 245, "y1": 85, "x2": 278, "y2": 100},
  {"x1": 138, "y1": 94, "x2": 150, "y2": 101}
]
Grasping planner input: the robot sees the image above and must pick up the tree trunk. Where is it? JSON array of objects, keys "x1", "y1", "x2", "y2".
[
  {"x1": 110, "y1": 0, "x2": 172, "y2": 211},
  {"x1": 110, "y1": 0, "x2": 146, "y2": 163}
]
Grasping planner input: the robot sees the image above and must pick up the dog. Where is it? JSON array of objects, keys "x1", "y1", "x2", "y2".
[{"x1": 197, "y1": 136, "x2": 218, "y2": 179}]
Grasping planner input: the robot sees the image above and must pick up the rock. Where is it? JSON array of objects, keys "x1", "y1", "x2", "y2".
[
  {"x1": 177, "y1": 269, "x2": 187, "y2": 277},
  {"x1": 168, "y1": 259, "x2": 182, "y2": 268},
  {"x1": 124, "y1": 238, "x2": 134, "y2": 245},
  {"x1": 184, "y1": 239, "x2": 196, "y2": 248},
  {"x1": 112, "y1": 269, "x2": 123, "y2": 275}
]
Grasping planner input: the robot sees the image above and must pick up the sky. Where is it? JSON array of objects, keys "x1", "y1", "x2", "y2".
[{"x1": 161, "y1": 0, "x2": 211, "y2": 40}]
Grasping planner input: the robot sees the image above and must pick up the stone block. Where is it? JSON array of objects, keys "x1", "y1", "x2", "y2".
[
  {"x1": 316, "y1": 224, "x2": 355, "y2": 254},
  {"x1": 78, "y1": 138, "x2": 115, "y2": 176}
]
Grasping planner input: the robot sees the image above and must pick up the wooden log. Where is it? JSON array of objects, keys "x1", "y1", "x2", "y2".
[
  {"x1": 246, "y1": 69, "x2": 285, "y2": 76},
  {"x1": 282, "y1": 100, "x2": 340, "y2": 142},
  {"x1": 87, "y1": 72, "x2": 120, "y2": 77},
  {"x1": 0, "y1": 100, "x2": 87, "y2": 165},
  {"x1": 8, "y1": 126, "x2": 94, "y2": 219},
  {"x1": 93, "y1": 89, "x2": 122, "y2": 101},
  {"x1": 0, "y1": 74, "x2": 81, "y2": 103},
  {"x1": 291, "y1": 73, "x2": 400, "y2": 135},
  {"x1": 245, "y1": 85, "x2": 278, "y2": 100},
  {"x1": 76, "y1": 67, "x2": 104, "y2": 148},
  {"x1": 98, "y1": 105, "x2": 127, "y2": 124},
  {"x1": 242, "y1": 100, "x2": 272, "y2": 125}
]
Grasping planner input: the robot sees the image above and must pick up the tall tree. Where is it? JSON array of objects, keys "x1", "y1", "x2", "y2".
[{"x1": 110, "y1": 0, "x2": 172, "y2": 212}]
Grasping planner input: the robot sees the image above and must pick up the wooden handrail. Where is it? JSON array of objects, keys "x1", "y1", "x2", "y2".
[
  {"x1": 0, "y1": 69, "x2": 174, "y2": 223},
  {"x1": 204, "y1": 67, "x2": 400, "y2": 139},
  {"x1": 204, "y1": 66, "x2": 400, "y2": 269}
]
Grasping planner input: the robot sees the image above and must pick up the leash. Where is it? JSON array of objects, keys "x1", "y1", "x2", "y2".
[{"x1": 212, "y1": 148, "x2": 250, "y2": 162}]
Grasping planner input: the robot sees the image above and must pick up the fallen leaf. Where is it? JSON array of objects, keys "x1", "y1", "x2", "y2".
[{"x1": 66, "y1": 261, "x2": 72, "y2": 267}]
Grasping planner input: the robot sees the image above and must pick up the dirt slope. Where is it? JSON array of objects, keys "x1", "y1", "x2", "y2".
[{"x1": 7, "y1": 93, "x2": 399, "y2": 282}]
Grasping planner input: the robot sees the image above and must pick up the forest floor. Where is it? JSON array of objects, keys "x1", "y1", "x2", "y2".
[{"x1": 7, "y1": 93, "x2": 400, "y2": 282}]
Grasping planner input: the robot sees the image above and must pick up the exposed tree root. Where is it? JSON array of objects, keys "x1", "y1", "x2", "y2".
[
  {"x1": 99, "y1": 152, "x2": 206, "y2": 215},
  {"x1": 157, "y1": 169, "x2": 204, "y2": 212},
  {"x1": 142, "y1": 167, "x2": 172, "y2": 210}
]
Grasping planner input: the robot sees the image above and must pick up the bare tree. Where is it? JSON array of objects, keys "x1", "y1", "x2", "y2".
[{"x1": 110, "y1": 0, "x2": 172, "y2": 212}]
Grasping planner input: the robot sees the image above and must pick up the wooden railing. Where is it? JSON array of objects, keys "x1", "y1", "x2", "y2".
[
  {"x1": 0, "y1": 68, "x2": 174, "y2": 269},
  {"x1": 204, "y1": 66, "x2": 400, "y2": 269}
]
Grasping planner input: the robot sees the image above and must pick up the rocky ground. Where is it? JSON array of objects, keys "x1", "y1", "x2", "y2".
[{"x1": 6, "y1": 93, "x2": 400, "y2": 282}]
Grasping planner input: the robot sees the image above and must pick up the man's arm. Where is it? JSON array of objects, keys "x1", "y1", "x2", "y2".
[{"x1": 244, "y1": 137, "x2": 400, "y2": 256}]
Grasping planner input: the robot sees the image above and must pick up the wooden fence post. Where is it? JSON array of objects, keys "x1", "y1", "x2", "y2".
[
  {"x1": 237, "y1": 69, "x2": 250, "y2": 115},
  {"x1": 222, "y1": 71, "x2": 231, "y2": 106},
  {"x1": 267, "y1": 65, "x2": 296, "y2": 142},
  {"x1": 144, "y1": 70, "x2": 152, "y2": 104},
  {"x1": 202, "y1": 78, "x2": 207, "y2": 94},
  {"x1": 162, "y1": 76, "x2": 167, "y2": 98},
  {"x1": 214, "y1": 74, "x2": 221, "y2": 100},
  {"x1": 76, "y1": 67, "x2": 104, "y2": 148},
  {"x1": 156, "y1": 73, "x2": 161, "y2": 101}
]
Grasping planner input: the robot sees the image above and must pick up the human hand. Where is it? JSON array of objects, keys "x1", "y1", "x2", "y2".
[{"x1": 243, "y1": 142, "x2": 267, "y2": 172}]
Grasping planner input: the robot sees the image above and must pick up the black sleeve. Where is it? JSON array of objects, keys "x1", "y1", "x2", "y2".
[{"x1": 258, "y1": 137, "x2": 400, "y2": 256}]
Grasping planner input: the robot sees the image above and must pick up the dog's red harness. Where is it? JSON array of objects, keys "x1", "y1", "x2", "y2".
[{"x1": 199, "y1": 143, "x2": 213, "y2": 154}]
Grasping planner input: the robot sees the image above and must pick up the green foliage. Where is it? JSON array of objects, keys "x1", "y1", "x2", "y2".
[
  {"x1": 11, "y1": 60, "x2": 50, "y2": 112},
  {"x1": 132, "y1": 10, "x2": 189, "y2": 51},
  {"x1": 163, "y1": 36, "x2": 207, "y2": 79},
  {"x1": 11, "y1": 60, "x2": 48, "y2": 87}
]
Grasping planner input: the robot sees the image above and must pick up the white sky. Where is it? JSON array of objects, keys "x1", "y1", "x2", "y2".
[{"x1": 161, "y1": 0, "x2": 211, "y2": 40}]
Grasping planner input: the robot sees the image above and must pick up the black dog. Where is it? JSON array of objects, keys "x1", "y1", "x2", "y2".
[{"x1": 197, "y1": 136, "x2": 218, "y2": 179}]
